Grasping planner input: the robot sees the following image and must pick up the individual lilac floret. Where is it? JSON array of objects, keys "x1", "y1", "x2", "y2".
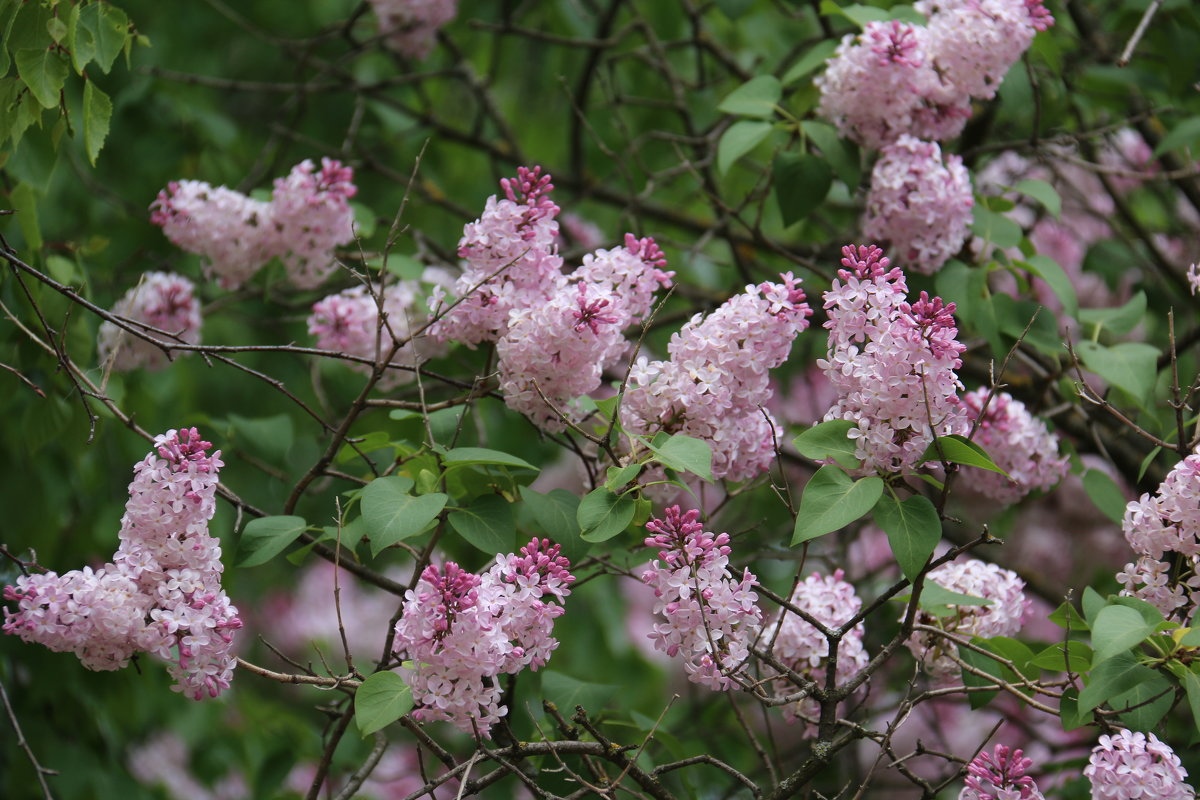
[
  {"x1": 3, "y1": 429, "x2": 242, "y2": 699},
  {"x1": 367, "y1": 0, "x2": 457, "y2": 60},
  {"x1": 762, "y1": 569, "x2": 868, "y2": 734},
  {"x1": 863, "y1": 136, "x2": 974, "y2": 274},
  {"x1": 392, "y1": 539, "x2": 574, "y2": 735},
  {"x1": 960, "y1": 744, "x2": 1045, "y2": 800},
  {"x1": 151, "y1": 180, "x2": 276, "y2": 290},
  {"x1": 621, "y1": 273, "x2": 812, "y2": 481},
  {"x1": 97, "y1": 272, "x2": 202, "y2": 371},
  {"x1": 1118, "y1": 449, "x2": 1200, "y2": 620},
  {"x1": 958, "y1": 388, "x2": 1068, "y2": 504},
  {"x1": 639, "y1": 507, "x2": 763, "y2": 690},
  {"x1": 905, "y1": 558, "x2": 1028, "y2": 681},
  {"x1": 307, "y1": 274, "x2": 447, "y2": 388},
  {"x1": 270, "y1": 158, "x2": 358, "y2": 289},
  {"x1": 1083, "y1": 729, "x2": 1195, "y2": 800},
  {"x1": 820, "y1": 244, "x2": 967, "y2": 475}
]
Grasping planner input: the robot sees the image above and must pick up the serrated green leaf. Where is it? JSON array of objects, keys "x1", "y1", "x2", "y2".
[
  {"x1": 783, "y1": 40, "x2": 839, "y2": 85},
  {"x1": 81, "y1": 80, "x2": 112, "y2": 165},
  {"x1": 1092, "y1": 605, "x2": 1157, "y2": 665},
  {"x1": 873, "y1": 493, "x2": 940, "y2": 581},
  {"x1": 577, "y1": 487, "x2": 636, "y2": 542},
  {"x1": 1075, "y1": 341, "x2": 1160, "y2": 406},
  {"x1": 774, "y1": 151, "x2": 832, "y2": 227},
  {"x1": 442, "y1": 447, "x2": 538, "y2": 472},
  {"x1": 922, "y1": 434, "x2": 1008, "y2": 476},
  {"x1": 361, "y1": 476, "x2": 446, "y2": 556},
  {"x1": 717, "y1": 75, "x2": 781, "y2": 118},
  {"x1": 792, "y1": 419, "x2": 861, "y2": 469},
  {"x1": 792, "y1": 465, "x2": 883, "y2": 545},
  {"x1": 355, "y1": 671, "x2": 413, "y2": 737},
  {"x1": 646, "y1": 434, "x2": 714, "y2": 482},
  {"x1": 15, "y1": 47, "x2": 68, "y2": 108},
  {"x1": 448, "y1": 494, "x2": 516, "y2": 554},
  {"x1": 717, "y1": 119, "x2": 772, "y2": 175},
  {"x1": 1014, "y1": 178, "x2": 1061, "y2": 219},
  {"x1": 237, "y1": 516, "x2": 308, "y2": 568},
  {"x1": 70, "y1": 2, "x2": 128, "y2": 74}
]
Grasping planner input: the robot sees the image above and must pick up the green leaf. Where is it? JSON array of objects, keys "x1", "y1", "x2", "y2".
[
  {"x1": 1184, "y1": 668, "x2": 1200, "y2": 732},
  {"x1": 915, "y1": 582, "x2": 994, "y2": 615},
  {"x1": 10, "y1": 182, "x2": 42, "y2": 252},
  {"x1": 1014, "y1": 178, "x2": 1061, "y2": 219},
  {"x1": 922, "y1": 434, "x2": 1008, "y2": 475},
  {"x1": 1082, "y1": 469, "x2": 1127, "y2": 524},
  {"x1": 228, "y1": 413, "x2": 294, "y2": 466},
  {"x1": 783, "y1": 40, "x2": 839, "y2": 86},
  {"x1": 793, "y1": 419, "x2": 861, "y2": 469},
  {"x1": 1059, "y1": 688, "x2": 1090, "y2": 730},
  {"x1": 873, "y1": 493, "x2": 941, "y2": 582},
  {"x1": 1092, "y1": 605, "x2": 1157, "y2": 665},
  {"x1": 819, "y1": 1, "x2": 889, "y2": 27},
  {"x1": 801, "y1": 120, "x2": 860, "y2": 189},
  {"x1": 540, "y1": 670, "x2": 618, "y2": 715},
  {"x1": 958, "y1": 644, "x2": 1002, "y2": 709},
  {"x1": 15, "y1": 47, "x2": 68, "y2": 108},
  {"x1": 971, "y1": 205, "x2": 1023, "y2": 250},
  {"x1": 442, "y1": 447, "x2": 539, "y2": 472},
  {"x1": 355, "y1": 671, "x2": 413, "y2": 737},
  {"x1": 1023, "y1": 254, "x2": 1077, "y2": 317},
  {"x1": 81, "y1": 80, "x2": 112, "y2": 166},
  {"x1": 1049, "y1": 602, "x2": 1089, "y2": 634},
  {"x1": 1082, "y1": 586, "x2": 1106, "y2": 627},
  {"x1": 448, "y1": 494, "x2": 517, "y2": 555},
  {"x1": 1078, "y1": 651, "x2": 1156, "y2": 713},
  {"x1": 792, "y1": 465, "x2": 884, "y2": 545},
  {"x1": 605, "y1": 463, "x2": 643, "y2": 492},
  {"x1": 70, "y1": 2, "x2": 128, "y2": 74},
  {"x1": 646, "y1": 434, "x2": 714, "y2": 482},
  {"x1": 335, "y1": 431, "x2": 393, "y2": 465},
  {"x1": 1029, "y1": 641, "x2": 1092, "y2": 673},
  {"x1": 715, "y1": 0, "x2": 756, "y2": 18},
  {"x1": 717, "y1": 75, "x2": 781, "y2": 118},
  {"x1": 983, "y1": 636, "x2": 1036, "y2": 679},
  {"x1": 1111, "y1": 671, "x2": 1173, "y2": 731},
  {"x1": 774, "y1": 152, "x2": 832, "y2": 227},
  {"x1": 361, "y1": 476, "x2": 447, "y2": 556},
  {"x1": 237, "y1": 516, "x2": 308, "y2": 568},
  {"x1": 578, "y1": 487, "x2": 636, "y2": 542},
  {"x1": 1152, "y1": 115, "x2": 1200, "y2": 159},
  {"x1": 1075, "y1": 341, "x2": 1160, "y2": 406},
  {"x1": 1078, "y1": 291, "x2": 1147, "y2": 337},
  {"x1": 521, "y1": 487, "x2": 589, "y2": 564},
  {"x1": 717, "y1": 119, "x2": 772, "y2": 175}
]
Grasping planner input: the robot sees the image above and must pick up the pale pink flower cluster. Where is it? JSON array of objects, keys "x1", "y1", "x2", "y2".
[
  {"x1": 621, "y1": 274, "x2": 812, "y2": 481},
  {"x1": 1189, "y1": 263, "x2": 1199, "y2": 296},
  {"x1": 97, "y1": 272, "x2": 202, "y2": 371},
  {"x1": 307, "y1": 274, "x2": 448, "y2": 388},
  {"x1": 820, "y1": 244, "x2": 967, "y2": 475},
  {"x1": 959, "y1": 388, "x2": 1068, "y2": 504},
  {"x1": 1084, "y1": 730, "x2": 1194, "y2": 800},
  {"x1": 3, "y1": 429, "x2": 242, "y2": 699},
  {"x1": 864, "y1": 135, "x2": 974, "y2": 274},
  {"x1": 367, "y1": 0, "x2": 457, "y2": 60},
  {"x1": 905, "y1": 558, "x2": 1028, "y2": 681},
  {"x1": 151, "y1": 158, "x2": 357, "y2": 290},
  {"x1": 1118, "y1": 450, "x2": 1200, "y2": 620},
  {"x1": 639, "y1": 506, "x2": 763, "y2": 691},
  {"x1": 960, "y1": 744, "x2": 1045, "y2": 800},
  {"x1": 392, "y1": 538, "x2": 574, "y2": 735},
  {"x1": 128, "y1": 732, "x2": 248, "y2": 800},
  {"x1": 817, "y1": 0, "x2": 1053, "y2": 149},
  {"x1": 762, "y1": 569, "x2": 868, "y2": 733}
]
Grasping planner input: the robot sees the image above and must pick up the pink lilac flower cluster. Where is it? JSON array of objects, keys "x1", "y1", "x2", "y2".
[
  {"x1": 97, "y1": 272, "x2": 202, "y2": 371},
  {"x1": 958, "y1": 387, "x2": 1068, "y2": 504},
  {"x1": 430, "y1": 168, "x2": 673, "y2": 430},
  {"x1": 762, "y1": 569, "x2": 868, "y2": 734},
  {"x1": 621, "y1": 273, "x2": 812, "y2": 481},
  {"x1": 1118, "y1": 449, "x2": 1200, "y2": 621},
  {"x1": 820, "y1": 244, "x2": 967, "y2": 475},
  {"x1": 960, "y1": 744, "x2": 1045, "y2": 800},
  {"x1": 639, "y1": 507, "x2": 763, "y2": 691},
  {"x1": 1084, "y1": 730, "x2": 1195, "y2": 799},
  {"x1": 3, "y1": 429, "x2": 242, "y2": 699},
  {"x1": 905, "y1": 558, "x2": 1028, "y2": 681},
  {"x1": 392, "y1": 538, "x2": 574, "y2": 735},
  {"x1": 1189, "y1": 263, "x2": 1200, "y2": 296},
  {"x1": 151, "y1": 158, "x2": 357, "y2": 290},
  {"x1": 816, "y1": 1, "x2": 1053, "y2": 149},
  {"x1": 307, "y1": 273, "x2": 448, "y2": 388},
  {"x1": 128, "y1": 732, "x2": 248, "y2": 800},
  {"x1": 367, "y1": 0, "x2": 457, "y2": 60},
  {"x1": 863, "y1": 135, "x2": 974, "y2": 274}
]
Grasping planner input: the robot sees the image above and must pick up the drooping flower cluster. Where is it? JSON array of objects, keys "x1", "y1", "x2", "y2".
[
  {"x1": 639, "y1": 507, "x2": 763, "y2": 690},
  {"x1": 762, "y1": 569, "x2": 868, "y2": 734},
  {"x1": 905, "y1": 558, "x2": 1028, "y2": 681},
  {"x1": 1118, "y1": 449, "x2": 1200, "y2": 621},
  {"x1": 863, "y1": 135, "x2": 974, "y2": 274},
  {"x1": 307, "y1": 272, "x2": 449, "y2": 387},
  {"x1": 1084, "y1": 729, "x2": 1195, "y2": 799},
  {"x1": 621, "y1": 274, "x2": 811, "y2": 481},
  {"x1": 816, "y1": 1, "x2": 1053, "y2": 149},
  {"x1": 960, "y1": 744, "x2": 1045, "y2": 800},
  {"x1": 97, "y1": 272, "x2": 202, "y2": 371},
  {"x1": 820, "y1": 244, "x2": 967, "y2": 475},
  {"x1": 3, "y1": 429, "x2": 242, "y2": 699},
  {"x1": 430, "y1": 168, "x2": 673, "y2": 430},
  {"x1": 151, "y1": 158, "x2": 357, "y2": 290},
  {"x1": 958, "y1": 387, "x2": 1069, "y2": 504},
  {"x1": 367, "y1": 0, "x2": 457, "y2": 60},
  {"x1": 392, "y1": 538, "x2": 574, "y2": 735}
]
